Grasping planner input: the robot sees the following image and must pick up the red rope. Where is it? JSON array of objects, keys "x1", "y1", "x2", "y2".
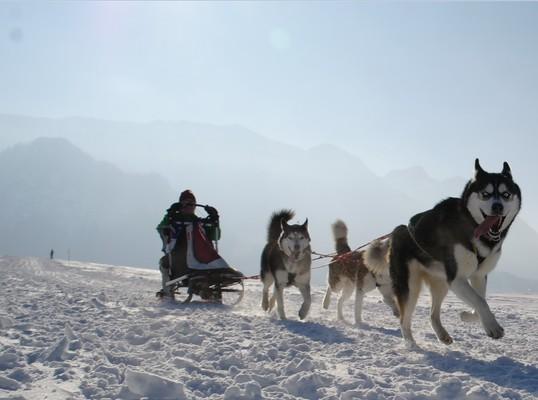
[
  {"x1": 240, "y1": 232, "x2": 391, "y2": 277},
  {"x1": 311, "y1": 232, "x2": 391, "y2": 270}
]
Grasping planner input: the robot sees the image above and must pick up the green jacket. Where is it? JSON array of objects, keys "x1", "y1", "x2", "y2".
[{"x1": 157, "y1": 202, "x2": 221, "y2": 240}]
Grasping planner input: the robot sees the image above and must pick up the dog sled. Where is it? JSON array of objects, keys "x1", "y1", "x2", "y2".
[
  {"x1": 157, "y1": 218, "x2": 245, "y2": 305},
  {"x1": 162, "y1": 266, "x2": 245, "y2": 305}
]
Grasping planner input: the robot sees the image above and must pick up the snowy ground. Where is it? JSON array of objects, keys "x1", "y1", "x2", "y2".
[{"x1": 0, "y1": 256, "x2": 537, "y2": 400}]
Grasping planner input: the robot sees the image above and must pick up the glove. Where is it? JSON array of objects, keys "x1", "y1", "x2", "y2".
[{"x1": 204, "y1": 206, "x2": 219, "y2": 217}]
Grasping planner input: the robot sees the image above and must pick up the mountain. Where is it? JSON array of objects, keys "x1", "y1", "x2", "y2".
[
  {"x1": 0, "y1": 115, "x2": 417, "y2": 276},
  {"x1": 384, "y1": 166, "x2": 466, "y2": 208},
  {"x1": 0, "y1": 133, "x2": 417, "y2": 282},
  {"x1": 489, "y1": 271, "x2": 538, "y2": 294},
  {"x1": 0, "y1": 137, "x2": 174, "y2": 267}
]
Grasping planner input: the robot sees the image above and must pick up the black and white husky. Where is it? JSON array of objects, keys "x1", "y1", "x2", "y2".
[
  {"x1": 365, "y1": 159, "x2": 521, "y2": 346},
  {"x1": 260, "y1": 210, "x2": 312, "y2": 320},
  {"x1": 322, "y1": 220, "x2": 398, "y2": 324}
]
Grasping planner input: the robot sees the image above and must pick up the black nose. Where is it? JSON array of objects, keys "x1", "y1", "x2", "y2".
[
  {"x1": 294, "y1": 244, "x2": 300, "y2": 252},
  {"x1": 492, "y1": 202, "x2": 504, "y2": 215}
]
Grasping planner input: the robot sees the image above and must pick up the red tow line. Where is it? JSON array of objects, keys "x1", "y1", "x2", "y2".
[
  {"x1": 241, "y1": 233, "x2": 392, "y2": 276},
  {"x1": 241, "y1": 233, "x2": 392, "y2": 277},
  {"x1": 311, "y1": 233, "x2": 392, "y2": 270}
]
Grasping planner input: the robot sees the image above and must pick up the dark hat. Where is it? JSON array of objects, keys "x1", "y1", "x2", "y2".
[{"x1": 179, "y1": 190, "x2": 196, "y2": 203}]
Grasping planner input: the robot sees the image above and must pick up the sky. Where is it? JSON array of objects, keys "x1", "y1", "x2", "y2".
[{"x1": 1, "y1": 1, "x2": 538, "y2": 181}]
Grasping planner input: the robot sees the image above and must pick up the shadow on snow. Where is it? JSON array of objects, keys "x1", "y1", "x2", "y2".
[
  {"x1": 423, "y1": 350, "x2": 538, "y2": 395},
  {"x1": 276, "y1": 319, "x2": 354, "y2": 344}
]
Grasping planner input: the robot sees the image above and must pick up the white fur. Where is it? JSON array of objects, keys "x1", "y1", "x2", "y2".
[
  {"x1": 332, "y1": 220, "x2": 348, "y2": 240},
  {"x1": 472, "y1": 237, "x2": 502, "y2": 260},
  {"x1": 363, "y1": 239, "x2": 390, "y2": 275},
  {"x1": 453, "y1": 244, "x2": 479, "y2": 279},
  {"x1": 500, "y1": 196, "x2": 521, "y2": 231},
  {"x1": 466, "y1": 192, "x2": 487, "y2": 224}
]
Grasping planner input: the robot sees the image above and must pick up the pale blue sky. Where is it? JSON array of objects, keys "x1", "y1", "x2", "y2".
[{"x1": 1, "y1": 1, "x2": 538, "y2": 182}]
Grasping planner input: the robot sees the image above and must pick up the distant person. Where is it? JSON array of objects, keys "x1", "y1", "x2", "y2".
[
  {"x1": 156, "y1": 190, "x2": 221, "y2": 298},
  {"x1": 50, "y1": 249, "x2": 54, "y2": 260}
]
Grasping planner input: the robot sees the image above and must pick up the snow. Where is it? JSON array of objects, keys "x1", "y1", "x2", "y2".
[{"x1": 1, "y1": 256, "x2": 537, "y2": 399}]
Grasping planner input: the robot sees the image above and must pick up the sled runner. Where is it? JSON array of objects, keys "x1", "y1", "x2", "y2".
[{"x1": 162, "y1": 267, "x2": 245, "y2": 305}]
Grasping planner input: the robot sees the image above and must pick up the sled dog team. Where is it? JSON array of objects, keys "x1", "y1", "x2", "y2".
[{"x1": 260, "y1": 159, "x2": 522, "y2": 347}]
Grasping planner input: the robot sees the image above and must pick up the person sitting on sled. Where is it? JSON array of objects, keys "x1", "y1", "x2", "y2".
[{"x1": 156, "y1": 189, "x2": 223, "y2": 298}]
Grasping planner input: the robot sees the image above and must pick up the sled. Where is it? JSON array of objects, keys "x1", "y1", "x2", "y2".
[
  {"x1": 156, "y1": 212, "x2": 246, "y2": 305},
  {"x1": 161, "y1": 267, "x2": 245, "y2": 305}
]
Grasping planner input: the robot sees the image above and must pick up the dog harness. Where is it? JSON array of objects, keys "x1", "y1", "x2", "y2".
[{"x1": 407, "y1": 220, "x2": 484, "y2": 266}]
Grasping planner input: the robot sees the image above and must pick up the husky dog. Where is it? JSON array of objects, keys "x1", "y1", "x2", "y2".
[
  {"x1": 261, "y1": 210, "x2": 312, "y2": 320},
  {"x1": 322, "y1": 220, "x2": 399, "y2": 324},
  {"x1": 365, "y1": 159, "x2": 521, "y2": 346}
]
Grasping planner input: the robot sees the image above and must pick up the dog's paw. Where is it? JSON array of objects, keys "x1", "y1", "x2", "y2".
[
  {"x1": 261, "y1": 299, "x2": 269, "y2": 311},
  {"x1": 460, "y1": 311, "x2": 480, "y2": 323},
  {"x1": 485, "y1": 322, "x2": 504, "y2": 339},
  {"x1": 322, "y1": 296, "x2": 331, "y2": 310},
  {"x1": 438, "y1": 333, "x2": 453, "y2": 345},
  {"x1": 404, "y1": 339, "x2": 421, "y2": 351},
  {"x1": 354, "y1": 321, "x2": 366, "y2": 329},
  {"x1": 298, "y1": 305, "x2": 310, "y2": 320}
]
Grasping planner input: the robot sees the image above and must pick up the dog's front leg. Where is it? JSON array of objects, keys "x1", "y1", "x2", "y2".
[
  {"x1": 297, "y1": 283, "x2": 311, "y2": 320},
  {"x1": 338, "y1": 283, "x2": 354, "y2": 322},
  {"x1": 273, "y1": 270, "x2": 288, "y2": 319},
  {"x1": 322, "y1": 286, "x2": 332, "y2": 309},
  {"x1": 294, "y1": 272, "x2": 311, "y2": 320},
  {"x1": 450, "y1": 278, "x2": 504, "y2": 339},
  {"x1": 273, "y1": 285, "x2": 287, "y2": 320},
  {"x1": 377, "y1": 283, "x2": 400, "y2": 318},
  {"x1": 460, "y1": 275, "x2": 487, "y2": 323},
  {"x1": 353, "y1": 288, "x2": 364, "y2": 325},
  {"x1": 261, "y1": 273, "x2": 275, "y2": 311}
]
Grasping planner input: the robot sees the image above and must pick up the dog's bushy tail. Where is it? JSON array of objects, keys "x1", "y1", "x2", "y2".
[
  {"x1": 332, "y1": 219, "x2": 351, "y2": 255},
  {"x1": 267, "y1": 209, "x2": 295, "y2": 242},
  {"x1": 364, "y1": 238, "x2": 391, "y2": 275}
]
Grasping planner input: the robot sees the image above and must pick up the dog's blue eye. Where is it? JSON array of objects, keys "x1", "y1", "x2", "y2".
[{"x1": 502, "y1": 192, "x2": 512, "y2": 199}]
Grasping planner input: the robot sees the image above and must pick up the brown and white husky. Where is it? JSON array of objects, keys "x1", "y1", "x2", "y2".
[{"x1": 322, "y1": 220, "x2": 399, "y2": 325}]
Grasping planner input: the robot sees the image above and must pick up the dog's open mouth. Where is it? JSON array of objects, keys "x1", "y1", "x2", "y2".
[{"x1": 474, "y1": 212, "x2": 506, "y2": 239}]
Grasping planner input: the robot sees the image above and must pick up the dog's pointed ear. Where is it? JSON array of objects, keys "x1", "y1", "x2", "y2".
[
  {"x1": 475, "y1": 158, "x2": 486, "y2": 178},
  {"x1": 502, "y1": 161, "x2": 512, "y2": 178},
  {"x1": 302, "y1": 218, "x2": 308, "y2": 229},
  {"x1": 281, "y1": 218, "x2": 289, "y2": 231}
]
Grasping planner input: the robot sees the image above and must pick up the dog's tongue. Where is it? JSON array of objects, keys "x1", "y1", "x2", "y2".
[{"x1": 474, "y1": 216, "x2": 501, "y2": 238}]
